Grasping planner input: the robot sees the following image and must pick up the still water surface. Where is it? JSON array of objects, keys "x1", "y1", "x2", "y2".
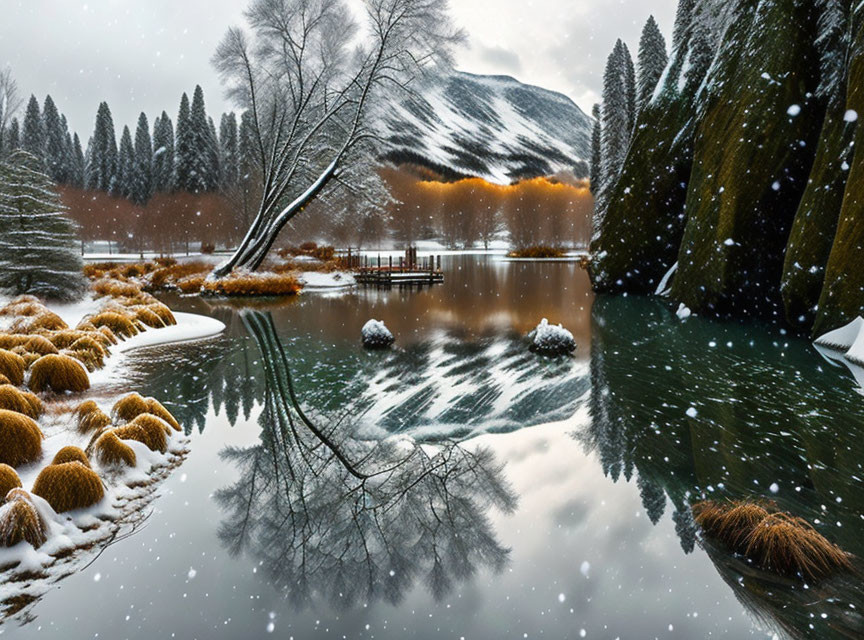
[{"x1": 5, "y1": 255, "x2": 864, "y2": 639}]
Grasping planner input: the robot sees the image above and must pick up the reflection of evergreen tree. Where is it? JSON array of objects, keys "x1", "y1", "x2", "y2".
[
  {"x1": 672, "y1": 508, "x2": 696, "y2": 554},
  {"x1": 213, "y1": 311, "x2": 517, "y2": 609},
  {"x1": 638, "y1": 474, "x2": 666, "y2": 525}
]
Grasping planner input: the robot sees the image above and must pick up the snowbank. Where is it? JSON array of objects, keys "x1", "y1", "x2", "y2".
[
  {"x1": 529, "y1": 319, "x2": 576, "y2": 355},
  {"x1": 298, "y1": 271, "x2": 356, "y2": 291},
  {"x1": 362, "y1": 319, "x2": 395, "y2": 349}
]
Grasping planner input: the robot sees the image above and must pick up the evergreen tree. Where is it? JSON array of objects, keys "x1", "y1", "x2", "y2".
[
  {"x1": 152, "y1": 112, "x2": 175, "y2": 193},
  {"x1": 621, "y1": 42, "x2": 637, "y2": 135},
  {"x1": 6, "y1": 119, "x2": 20, "y2": 153},
  {"x1": 219, "y1": 112, "x2": 239, "y2": 191},
  {"x1": 42, "y1": 95, "x2": 68, "y2": 183},
  {"x1": 86, "y1": 102, "x2": 118, "y2": 192},
  {"x1": 598, "y1": 40, "x2": 633, "y2": 217},
  {"x1": 637, "y1": 474, "x2": 666, "y2": 525},
  {"x1": 672, "y1": 0, "x2": 696, "y2": 52},
  {"x1": 21, "y1": 95, "x2": 43, "y2": 160},
  {"x1": 0, "y1": 150, "x2": 86, "y2": 300},
  {"x1": 131, "y1": 112, "x2": 153, "y2": 205},
  {"x1": 180, "y1": 85, "x2": 217, "y2": 192},
  {"x1": 636, "y1": 16, "x2": 668, "y2": 112},
  {"x1": 174, "y1": 92, "x2": 194, "y2": 191},
  {"x1": 207, "y1": 115, "x2": 221, "y2": 190},
  {"x1": 590, "y1": 103, "x2": 602, "y2": 197},
  {"x1": 116, "y1": 125, "x2": 135, "y2": 199},
  {"x1": 686, "y1": 16, "x2": 715, "y2": 90},
  {"x1": 70, "y1": 133, "x2": 85, "y2": 188}
]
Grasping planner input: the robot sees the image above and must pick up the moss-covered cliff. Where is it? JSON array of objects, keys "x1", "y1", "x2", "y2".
[
  {"x1": 814, "y1": 12, "x2": 864, "y2": 335},
  {"x1": 591, "y1": 0, "x2": 864, "y2": 337},
  {"x1": 589, "y1": 17, "x2": 701, "y2": 293},
  {"x1": 671, "y1": 0, "x2": 823, "y2": 316}
]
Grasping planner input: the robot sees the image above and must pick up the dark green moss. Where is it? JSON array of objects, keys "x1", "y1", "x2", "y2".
[
  {"x1": 671, "y1": 0, "x2": 823, "y2": 318},
  {"x1": 814, "y1": 14, "x2": 864, "y2": 336}
]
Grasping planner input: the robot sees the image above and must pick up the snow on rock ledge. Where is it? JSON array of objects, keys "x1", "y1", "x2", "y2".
[
  {"x1": 362, "y1": 319, "x2": 395, "y2": 349},
  {"x1": 816, "y1": 316, "x2": 864, "y2": 367},
  {"x1": 529, "y1": 319, "x2": 576, "y2": 356}
]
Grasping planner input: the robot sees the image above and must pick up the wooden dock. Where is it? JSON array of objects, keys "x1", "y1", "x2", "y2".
[{"x1": 344, "y1": 248, "x2": 444, "y2": 287}]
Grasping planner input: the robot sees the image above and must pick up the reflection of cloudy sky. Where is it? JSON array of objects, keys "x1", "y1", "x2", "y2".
[{"x1": 0, "y1": 0, "x2": 675, "y2": 135}]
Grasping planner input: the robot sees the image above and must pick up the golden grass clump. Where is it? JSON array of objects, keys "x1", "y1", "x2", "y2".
[
  {"x1": 744, "y1": 513, "x2": 853, "y2": 581},
  {"x1": 130, "y1": 306, "x2": 166, "y2": 328},
  {"x1": 147, "y1": 302, "x2": 177, "y2": 326},
  {"x1": 0, "y1": 464, "x2": 22, "y2": 499},
  {"x1": 0, "y1": 494, "x2": 47, "y2": 548},
  {"x1": 17, "y1": 351, "x2": 42, "y2": 368},
  {"x1": 62, "y1": 348, "x2": 102, "y2": 373},
  {"x1": 114, "y1": 417, "x2": 168, "y2": 453},
  {"x1": 91, "y1": 325, "x2": 118, "y2": 346},
  {"x1": 28, "y1": 354, "x2": 91, "y2": 394},
  {"x1": 693, "y1": 500, "x2": 774, "y2": 553},
  {"x1": 0, "y1": 349, "x2": 26, "y2": 386},
  {"x1": 87, "y1": 312, "x2": 139, "y2": 339},
  {"x1": 72, "y1": 400, "x2": 112, "y2": 434},
  {"x1": 42, "y1": 329, "x2": 86, "y2": 350},
  {"x1": 176, "y1": 276, "x2": 206, "y2": 294},
  {"x1": 24, "y1": 335, "x2": 60, "y2": 356},
  {"x1": 0, "y1": 385, "x2": 44, "y2": 419},
  {"x1": 10, "y1": 311, "x2": 68, "y2": 334},
  {"x1": 92, "y1": 278, "x2": 143, "y2": 299},
  {"x1": 113, "y1": 393, "x2": 180, "y2": 431},
  {"x1": 51, "y1": 446, "x2": 91, "y2": 468},
  {"x1": 91, "y1": 431, "x2": 137, "y2": 468},
  {"x1": 0, "y1": 374, "x2": 8, "y2": 385},
  {"x1": 0, "y1": 301, "x2": 46, "y2": 317},
  {"x1": 0, "y1": 334, "x2": 29, "y2": 350},
  {"x1": 70, "y1": 336, "x2": 108, "y2": 358},
  {"x1": 32, "y1": 461, "x2": 104, "y2": 513},
  {"x1": 201, "y1": 271, "x2": 302, "y2": 297},
  {"x1": 0, "y1": 410, "x2": 44, "y2": 467}
]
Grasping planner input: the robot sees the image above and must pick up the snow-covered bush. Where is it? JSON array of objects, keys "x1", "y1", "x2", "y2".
[
  {"x1": 529, "y1": 319, "x2": 577, "y2": 356},
  {"x1": 361, "y1": 319, "x2": 394, "y2": 349}
]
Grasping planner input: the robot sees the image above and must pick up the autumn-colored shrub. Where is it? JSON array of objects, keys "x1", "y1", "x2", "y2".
[
  {"x1": 507, "y1": 246, "x2": 567, "y2": 259},
  {"x1": 70, "y1": 336, "x2": 108, "y2": 359},
  {"x1": 146, "y1": 302, "x2": 176, "y2": 326},
  {"x1": 0, "y1": 410, "x2": 43, "y2": 467},
  {"x1": 0, "y1": 494, "x2": 47, "y2": 548},
  {"x1": 62, "y1": 348, "x2": 102, "y2": 373},
  {"x1": 32, "y1": 461, "x2": 104, "y2": 513},
  {"x1": 112, "y1": 393, "x2": 149, "y2": 422},
  {"x1": 91, "y1": 431, "x2": 137, "y2": 469},
  {"x1": 0, "y1": 334, "x2": 28, "y2": 350},
  {"x1": 744, "y1": 513, "x2": 852, "y2": 580},
  {"x1": 0, "y1": 385, "x2": 44, "y2": 419},
  {"x1": 0, "y1": 350, "x2": 26, "y2": 386},
  {"x1": 92, "y1": 278, "x2": 143, "y2": 299},
  {"x1": 0, "y1": 464, "x2": 22, "y2": 499},
  {"x1": 29, "y1": 354, "x2": 91, "y2": 394},
  {"x1": 201, "y1": 272, "x2": 302, "y2": 297},
  {"x1": 693, "y1": 500, "x2": 774, "y2": 553},
  {"x1": 130, "y1": 306, "x2": 165, "y2": 329},
  {"x1": 97, "y1": 326, "x2": 119, "y2": 346},
  {"x1": 87, "y1": 312, "x2": 139, "y2": 339},
  {"x1": 42, "y1": 329, "x2": 87, "y2": 350},
  {"x1": 51, "y1": 446, "x2": 91, "y2": 468},
  {"x1": 143, "y1": 399, "x2": 180, "y2": 431},
  {"x1": 73, "y1": 400, "x2": 112, "y2": 435},
  {"x1": 176, "y1": 277, "x2": 206, "y2": 294},
  {"x1": 24, "y1": 335, "x2": 60, "y2": 356},
  {"x1": 113, "y1": 420, "x2": 167, "y2": 453}
]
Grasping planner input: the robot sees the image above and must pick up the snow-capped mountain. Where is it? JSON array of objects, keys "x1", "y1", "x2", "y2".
[{"x1": 379, "y1": 71, "x2": 593, "y2": 184}]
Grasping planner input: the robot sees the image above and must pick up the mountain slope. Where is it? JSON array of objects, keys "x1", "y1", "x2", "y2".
[{"x1": 379, "y1": 71, "x2": 593, "y2": 184}]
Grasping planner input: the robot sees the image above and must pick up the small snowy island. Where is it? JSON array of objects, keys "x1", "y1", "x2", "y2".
[
  {"x1": 361, "y1": 320, "x2": 395, "y2": 349},
  {"x1": 529, "y1": 319, "x2": 577, "y2": 356}
]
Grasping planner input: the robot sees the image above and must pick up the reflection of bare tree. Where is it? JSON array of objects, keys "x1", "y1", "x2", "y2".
[{"x1": 214, "y1": 311, "x2": 517, "y2": 609}]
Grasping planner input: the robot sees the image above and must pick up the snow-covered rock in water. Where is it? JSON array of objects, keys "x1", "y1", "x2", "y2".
[
  {"x1": 816, "y1": 317, "x2": 864, "y2": 366},
  {"x1": 676, "y1": 303, "x2": 692, "y2": 320},
  {"x1": 362, "y1": 320, "x2": 395, "y2": 349},
  {"x1": 529, "y1": 319, "x2": 576, "y2": 355}
]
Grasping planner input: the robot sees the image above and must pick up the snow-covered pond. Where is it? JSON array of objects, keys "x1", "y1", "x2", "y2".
[{"x1": 4, "y1": 255, "x2": 864, "y2": 639}]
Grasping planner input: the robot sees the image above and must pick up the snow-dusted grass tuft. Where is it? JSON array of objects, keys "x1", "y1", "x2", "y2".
[
  {"x1": 0, "y1": 384, "x2": 44, "y2": 419},
  {"x1": 0, "y1": 349, "x2": 26, "y2": 386},
  {"x1": 0, "y1": 492, "x2": 47, "y2": 549},
  {"x1": 51, "y1": 446, "x2": 91, "y2": 468},
  {"x1": 0, "y1": 409, "x2": 44, "y2": 468},
  {"x1": 28, "y1": 354, "x2": 90, "y2": 394},
  {"x1": 0, "y1": 463, "x2": 23, "y2": 498},
  {"x1": 32, "y1": 461, "x2": 104, "y2": 514}
]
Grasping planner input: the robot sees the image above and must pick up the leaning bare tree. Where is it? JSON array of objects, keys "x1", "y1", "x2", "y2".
[
  {"x1": 210, "y1": 0, "x2": 463, "y2": 278},
  {"x1": 0, "y1": 68, "x2": 23, "y2": 157}
]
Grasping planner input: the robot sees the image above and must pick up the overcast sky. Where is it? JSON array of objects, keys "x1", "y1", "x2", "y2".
[{"x1": 0, "y1": 0, "x2": 677, "y2": 137}]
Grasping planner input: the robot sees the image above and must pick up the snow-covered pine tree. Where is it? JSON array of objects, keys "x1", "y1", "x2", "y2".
[
  {"x1": 815, "y1": 0, "x2": 851, "y2": 104},
  {"x1": 5, "y1": 119, "x2": 20, "y2": 155},
  {"x1": 0, "y1": 150, "x2": 86, "y2": 301},
  {"x1": 152, "y1": 112, "x2": 175, "y2": 193},
  {"x1": 43, "y1": 96, "x2": 68, "y2": 183},
  {"x1": 219, "y1": 112, "x2": 239, "y2": 192},
  {"x1": 686, "y1": 14, "x2": 715, "y2": 90},
  {"x1": 21, "y1": 95, "x2": 43, "y2": 160},
  {"x1": 174, "y1": 92, "x2": 195, "y2": 192},
  {"x1": 621, "y1": 42, "x2": 637, "y2": 135},
  {"x1": 672, "y1": 0, "x2": 696, "y2": 52},
  {"x1": 636, "y1": 16, "x2": 668, "y2": 112},
  {"x1": 70, "y1": 133, "x2": 85, "y2": 188},
  {"x1": 637, "y1": 474, "x2": 666, "y2": 525},
  {"x1": 131, "y1": 112, "x2": 153, "y2": 205},
  {"x1": 206, "y1": 115, "x2": 221, "y2": 191},
  {"x1": 116, "y1": 125, "x2": 135, "y2": 199},
  {"x1": 590, "y1": 103, "x2": 602, "y2": 197},
  {"x1": 86, "y1": 102, "x2": 118, "y2": 192}
]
